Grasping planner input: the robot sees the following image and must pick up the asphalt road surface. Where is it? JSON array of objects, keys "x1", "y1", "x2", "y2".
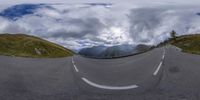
[{"x1": 1, "y1": 45, "x2": 200, "y2": 100}]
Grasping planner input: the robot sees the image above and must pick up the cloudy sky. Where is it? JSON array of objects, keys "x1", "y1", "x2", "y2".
[
  {"x1": 1, "y1": 0, "x2": 200, "y2": 5},
  {"x1": 0, "y1": 0, "x2": 200, "y2": 51}
]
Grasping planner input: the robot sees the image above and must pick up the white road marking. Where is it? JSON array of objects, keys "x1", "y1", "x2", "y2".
[
  {"x1": 153, "y1": 50, "x2": 165, "y2": 76},
  {"x1": 162, "y1": 55, "x2": 165, "y2": 60},
  {"x1": 73, "y1": 64, "x2": 79, "y2": 72},
  {"x1": 174, "y1": 46, "x2": 182, "y2": 51},
  {"x1": 72, "y1": 57, "x2": 74, "y2": 64},
  {"x1": 74, "y1": 48, "x2": 166, "y2": 89},
  {"x1": 72, "y1": 57, "x2": 79, "y2": 72},
  {"x1": 153, "y1": 61, "x2": 163, "y2": 75},
  {"x1": 82, "y1": 77, "x2": 138, "y2": 90},
  {"x1": 163, "y1": 49, "x2": 166, "y2": 60}
]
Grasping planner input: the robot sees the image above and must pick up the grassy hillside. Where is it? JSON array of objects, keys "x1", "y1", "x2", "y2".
[
  {"x1": 158, "y1": 34, "x2": 200, "y2": 55},
  {"x1": 0, "y1": 34, "x2": 74, "y2": 58},
  {"x1": 170, "y1": 34, "x2": 200, "y2": 55}
]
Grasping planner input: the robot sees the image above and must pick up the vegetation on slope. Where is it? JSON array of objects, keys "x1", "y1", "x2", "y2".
[
  {"x1": 0, "y1": 34, "x2": 74, "y2": 58},
  {"x1": 159, "y1": 30, "x2": 200, "y2": 55},
  {"x1": 170, "y1": 34, "x2": 200, "y2": 55}
]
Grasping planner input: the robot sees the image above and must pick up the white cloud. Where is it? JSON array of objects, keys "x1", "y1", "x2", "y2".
[
  {"x1": 1, "y1": 0, "x2": 200, "y2": 5},
  {"x1": 0, "y1": 3, "x2": 200, "y2": 51}
]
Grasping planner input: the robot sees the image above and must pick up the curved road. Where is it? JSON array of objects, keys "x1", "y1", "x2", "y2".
[
  {"x1": 1, "y1": 45, "x2": 200, "y2": 100},
  {"x1": 72, "y1": 47, "x2": 165, "y2": 93}
]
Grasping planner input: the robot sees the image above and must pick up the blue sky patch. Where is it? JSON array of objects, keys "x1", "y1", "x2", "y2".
[{"x1": 0, "y1": 4, "x2": 47, "y2": 20}]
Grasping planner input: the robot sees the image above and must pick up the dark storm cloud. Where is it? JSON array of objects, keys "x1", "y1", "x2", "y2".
[
  {"x1": 128, "y1": 8, "x2": 164, "y2": 43},
  {"x1": 45, "y1": 17, "x2": 104, "y2": 39}
]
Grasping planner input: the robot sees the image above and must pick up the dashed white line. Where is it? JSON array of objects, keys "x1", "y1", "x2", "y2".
[
  {"x1": 153, "y1": 61, "x2": 163, "y2": 75},
  {"x1": 162, "y1": 54, "x2": 165, "y2": 60},
  {"x1": 153, "y1": 50, "x2": 165, "y2": 76},
  {"x1": 72, "y1": 57, "x2": 74, "y2": 64},
  {"x1": 73, "y1": 64, "x2": 79, "y2": 72},
  {"x1": 82, "y1": 77, "x2": 138, "y2": 90},
  {"x1": 73, "y1": 48, "x2": 166, "y2": 90},
  {"x1": 72, "y1": 57, "x2": 79, "y2": 72}
]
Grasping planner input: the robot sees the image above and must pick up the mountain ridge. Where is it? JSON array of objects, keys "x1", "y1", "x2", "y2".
[{"x1": 79, "y1": 44, "x2": 152, "y2": 58}]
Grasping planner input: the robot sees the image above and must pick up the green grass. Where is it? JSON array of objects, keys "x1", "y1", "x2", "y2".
[
  {"x1": 160, "y1": 34, "x2": 200, "y2": 55},
  {"x1": 170, "y1": 34, "x2": 200, "y2": 55},
  {"x1": 0, "y1": 34, "x2": 74, "y2": 58}
]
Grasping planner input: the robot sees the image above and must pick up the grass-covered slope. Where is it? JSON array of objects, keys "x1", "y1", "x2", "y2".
[
  {"x1": 0, "y1": 34, "x2": 74, "y2": 58},
  {"x1": 170, "y1": 34, "x2": 200, "y2": 55},
  {"x1": 158, "y1": 34, "x2": 200, "y2": 55}
]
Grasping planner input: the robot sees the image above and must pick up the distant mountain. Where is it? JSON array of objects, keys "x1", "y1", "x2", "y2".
[
  {"x1": 79, "y1": 45, "x2": 107, "y2": 58},
  {"x1": 197, "y1": 13, "x2": 200, "y2": 16},
  {"x1": 79, "y1": 44, "x2": 152, "y2": 58},
  {"x1": 100, "y1": 44, "x2": 135, "y2": 58}
]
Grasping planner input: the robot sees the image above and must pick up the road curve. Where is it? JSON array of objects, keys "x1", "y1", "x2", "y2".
[
  {"x1": 0, "y1": 56, "x2": 78, "y2": 100},
  {"x1": 72, "y1": 47, "x2": 166, "y2": 93},
  {"x1": 1, "y1": 45, "x2": 200, "y2": 100}
]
